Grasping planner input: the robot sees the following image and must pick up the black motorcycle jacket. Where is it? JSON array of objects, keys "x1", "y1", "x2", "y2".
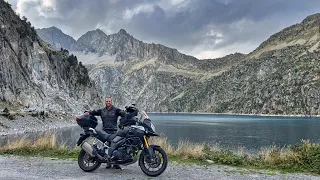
[{"x1": 89, "y1": 105, "x2": 124, "y2": 131}]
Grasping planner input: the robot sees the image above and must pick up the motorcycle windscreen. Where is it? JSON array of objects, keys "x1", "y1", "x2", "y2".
[{"x1": 139, "y1": 111, "x2": 149, "y2": 121}]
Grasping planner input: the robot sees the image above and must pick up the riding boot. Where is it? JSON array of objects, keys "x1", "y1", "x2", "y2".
[{"x1": 105, "y1": 163, "x2": 111, "y2": 169}]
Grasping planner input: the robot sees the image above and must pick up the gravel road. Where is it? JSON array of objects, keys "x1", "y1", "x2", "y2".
[{"x1": 0, "y1": 156, "x2": 319, "y2": 180}]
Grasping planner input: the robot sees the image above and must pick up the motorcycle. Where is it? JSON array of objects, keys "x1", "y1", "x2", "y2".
[{"x1": 75, "y1": 105, "x2": 168, "y2": 177}]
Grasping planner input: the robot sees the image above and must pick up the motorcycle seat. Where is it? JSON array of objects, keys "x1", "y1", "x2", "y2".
[{"x1": 95, "y1": 130, "x2": 117, "y2": 142}]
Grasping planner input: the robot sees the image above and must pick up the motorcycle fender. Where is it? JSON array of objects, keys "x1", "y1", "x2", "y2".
[{"x1": 76, "y1": 134, "x2": 90, "y2": 146}]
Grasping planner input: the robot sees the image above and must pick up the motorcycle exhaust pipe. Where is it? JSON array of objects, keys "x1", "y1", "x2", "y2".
[{"x1": 81, "y1": 142, "x2": 104, "y2": 160}]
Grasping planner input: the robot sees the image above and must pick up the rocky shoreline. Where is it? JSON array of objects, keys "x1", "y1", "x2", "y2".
[{"x1": 0, "y1": 114, "x2": 76, "y2": 136}]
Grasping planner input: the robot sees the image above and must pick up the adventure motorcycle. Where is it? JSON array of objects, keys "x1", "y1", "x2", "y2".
[{"x1": 75, "y1": 105, "x2": 168, "y2": 177}]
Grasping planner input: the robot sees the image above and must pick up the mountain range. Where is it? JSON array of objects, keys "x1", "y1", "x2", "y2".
[
  {"x1": 2, "y1": 0, "x2": 319, "y2": 116},
  {"x1": 36, "y1": 26, "x2": 249, "y2": 112},
  {"x1": 37, "y1": 13, "x2": 320, "y2": 116}
]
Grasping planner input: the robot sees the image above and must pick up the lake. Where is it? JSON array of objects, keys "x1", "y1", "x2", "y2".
[{"x1": 1, "y1": 113, "x2": 320, "y2": 153}]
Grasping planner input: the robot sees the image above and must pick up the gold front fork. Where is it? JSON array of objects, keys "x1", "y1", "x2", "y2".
[{"x1": 144, "y1": 135, "x2": 150, "y2": 148}]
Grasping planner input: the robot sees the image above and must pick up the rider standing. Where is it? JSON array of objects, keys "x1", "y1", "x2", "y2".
[{"x1": 84, "y1": 97, "x2": 124, "y2": 169}]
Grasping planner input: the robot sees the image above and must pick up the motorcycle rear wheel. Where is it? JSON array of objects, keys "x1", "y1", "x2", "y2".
[{"x1": 78, "y1": 149, "x2": 101, "y2": 172}]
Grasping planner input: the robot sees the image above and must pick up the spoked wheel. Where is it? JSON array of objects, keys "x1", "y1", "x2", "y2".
[
  {"x1": 139, "y1": 146, "x2": 168, "y2": 177},
  {"x1": 78, "y1": 149, "x2": 101, "y2": 172}
]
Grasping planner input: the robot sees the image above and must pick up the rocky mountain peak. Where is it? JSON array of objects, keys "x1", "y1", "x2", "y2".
[
  {"x1": 36, "y1": 26, "x2": 77, "y2": 51},
  {"x1": 118, "y1": 29, "x2": 128, "y2": 35},
  {"x1": 77, "y1": 29, "x2": 107, "y2": 42},
  {"x1": 35, "y1": 26, "x2": 62, "y2": 35},
  {"x1": 250, "y1": 13, "x2": 320, "y2": 58},
  {"x1": 110, "y1": 28, "x2": 133, "y2": 40},
  {"x1": 301, "y1": 13, "x2": 320, "y2": 24},
  {"x1": 46, "y1": 26, "x2": 62, "y2": 32},
  {"x1": 76, "y1": 29, "x2": 108, "y2": 53}
]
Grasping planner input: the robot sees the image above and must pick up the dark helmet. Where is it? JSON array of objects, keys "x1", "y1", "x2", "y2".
[{"x1": 125, "y1": 104, "x2": 138, "y2": 116}]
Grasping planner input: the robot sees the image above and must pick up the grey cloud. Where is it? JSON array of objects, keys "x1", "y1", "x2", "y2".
[
  {"x1": 7, "y1": 0, "x2": 320, "y2": 58},
  {"x1": 120, "y1": 0, "x2": 320, "y2": 56}
]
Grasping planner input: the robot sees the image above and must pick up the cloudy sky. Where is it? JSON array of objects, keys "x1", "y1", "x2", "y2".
[{"x1": 7, "y1": 0, "x2": 320, "y2": 59}]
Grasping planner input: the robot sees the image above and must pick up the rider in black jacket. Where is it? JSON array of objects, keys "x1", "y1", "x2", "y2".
[
  {"x1": 85, "y1": 97, "x2": 124, "y2": 134},
  {"x1": 84, "y1": 97, "x2": 124, "y2": 169}
]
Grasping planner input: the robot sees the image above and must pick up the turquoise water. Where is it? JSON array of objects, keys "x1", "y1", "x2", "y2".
[
  {"x1": 2, "y1": 113, "x2": 320, "y2": 152},
  {"x1": 148, "y1": 113, "x2": 320, "y2": 151}
]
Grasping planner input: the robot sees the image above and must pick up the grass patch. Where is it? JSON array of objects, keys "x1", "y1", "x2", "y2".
[
  {"x1": 0, "y1": 133, "x2": 79, "y2": 159},
  {"x1": 151, "y1": 136, "x2": 320, "y2": 174},
  {"x1": 1, "y1": 133, "x2": 320, "y2": 175}
]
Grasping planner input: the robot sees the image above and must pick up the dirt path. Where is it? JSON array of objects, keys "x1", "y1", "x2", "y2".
[{"x1": 0, "y1": 156, "x2": 319, "y2": 180}]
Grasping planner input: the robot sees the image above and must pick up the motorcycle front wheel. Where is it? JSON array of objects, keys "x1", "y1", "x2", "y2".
[
  {"x1": 78, "y1": 149, "x2": 101, "y2": 172},
  {"x1": 139, "y1": 146, "x2": 168, "y2": 177}
]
